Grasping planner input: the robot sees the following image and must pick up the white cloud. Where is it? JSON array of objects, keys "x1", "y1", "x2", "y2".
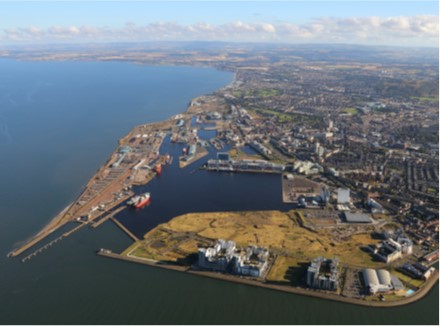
[{"x1": 1, "y1": 15, "x2": 438, "y2": 46}]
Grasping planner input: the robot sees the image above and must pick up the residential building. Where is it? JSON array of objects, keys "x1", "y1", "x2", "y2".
[
  {"x1": 306, "y1": 256, "x2": 339, "y2": 291},
  {"x1": 198, "y1": 239, "x2": 270, "y2": 278}
]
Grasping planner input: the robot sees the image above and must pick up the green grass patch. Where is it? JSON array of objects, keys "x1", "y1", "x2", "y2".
[
  {"x1": 251, "y1": 108, "x2": 323, "y2": 127},
  {"x1": 392, "y1": 270, "x2": 424, "y2": 289},
  {"x1": 121, "y1": 242, "x2": 140, "y2": 256},
  {"x1": 233, "y1": 88, "x2": 280, "y2": 98},
  {"x1": 411, "y1": 96, "x2": 439, "y2": 103},
  {"x1": 382, "y1": 294, "x2": 405, "y2": 301},
  {"x1": 342, "y1": 108, "x2": 358, "y2": 115},
  {"x1": 256, "y1": 88, "x2": 280, "y2": 97}
]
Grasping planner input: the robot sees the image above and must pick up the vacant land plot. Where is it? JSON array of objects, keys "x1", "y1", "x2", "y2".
[
  {"x1": 267, "y1": 256, "x2": 309, "y2": 285},
  {"x1": 124, "y1": 210, "x2": 385, "y2": 269}
]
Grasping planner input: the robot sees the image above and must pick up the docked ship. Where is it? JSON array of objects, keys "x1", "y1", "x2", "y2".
[
  {"x1": 127, "y1": 192, "x2": 151, "y2": 208},
  {"x1": 154, "y1": 163, "x2": 162, "y2": 175}
]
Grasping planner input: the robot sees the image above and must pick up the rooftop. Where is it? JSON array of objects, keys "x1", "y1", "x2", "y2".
[{"x1": 344, "y1": 212, "x2": 372, "y2": 223}]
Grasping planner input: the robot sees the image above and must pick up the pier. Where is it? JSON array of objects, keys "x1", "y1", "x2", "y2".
[
  {"x1": 19, "y1": 203, "x2": 129, "y2": 262},
  {"x1": 92, "y1": 206, "x2": 126, "y2": 229},
  {"x1": 98, "y1": 249, "x2": 189, "y2": 272},
  {"x1": 8, "y1": 203, "x2": 73, "y2": 258},
  {"x1": 20, "y1": 222, "x2": 89, "y2": 263},
  {"x1": 110, "y1": 217, "x2": 138, "y2": 241}
]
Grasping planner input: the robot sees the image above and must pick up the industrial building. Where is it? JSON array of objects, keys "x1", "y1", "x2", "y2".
[
  {"x1": 176, "y1": 119, "x2": 185, "y2": 127},
  {"x1": 293, "y1": 160, "x2": 323, "y2": 175},
  {"x1": 361, "y1": 269, "x2": 404, "y2": 294},
  {"x1": 111, "y1": 146, "x2": 132, "y2": 168},
  {"x1": 188, "y1": 144, "x2": 196, "y2": 156},
  {"x1": 362, "y1": 269, "x2": 392, "y2": 294},
  {"x1": 422, "y1": 249, "x2": 439, "y2": 263},
  {"x1": 282, "y1": 174, "x2": 329, "y2": 207},
  {"x1": 206, "y1": 112, "x2": 221, "y2": 120},
  {"x1": 400, "y1": 263, "x2": 435, "y2": 280},
  {"x1": 337, "y1": 188, "x2": 350, "y2": 204},
  {"x1": 368, "y1": 198, "x2": 386, "y2": 214},
  {"x1": 306, "y1": 256, "x2": 339, "y2": 291},
  {"x1": 206, "y1": 158, "x2": 285, "y2": 173},
  {"x1": 343, "y1": 211, "x2": 372, "y2": 223},
  {"x1": 250, "y1": 141, "x2": 272, "y2": 157},
  {"x1": 373, "y1": 236, "x2": 413, "y2": 263}
]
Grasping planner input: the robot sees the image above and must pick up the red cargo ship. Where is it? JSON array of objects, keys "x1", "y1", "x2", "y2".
[
  {"x1": 127, "y1": 193, "x2": 151, "y2": 208},
  {"x1": 155, "y1": 164, "x2": 162, "y2": 175}
]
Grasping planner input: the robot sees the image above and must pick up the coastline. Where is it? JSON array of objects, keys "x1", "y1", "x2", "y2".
[
  {"x1": 98, "y1": 250, "x2": 439, "y2": 308},
  {"x1": 8, "y1": 203, "x2": 73, "y2": 257},
  {"x1": 0, "y1": 51, "x2": 437, "y2": 325},
  {"x1": 7, "y1": 65, "x2": 236, "y2": 258},
  {"x1": 6, "y1": 60, "x2": 437, "y2": 309}
]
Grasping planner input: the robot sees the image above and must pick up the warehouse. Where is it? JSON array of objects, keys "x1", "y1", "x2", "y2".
[
  {"x1": 344, "y1": 212, "x2": 372, "y2": 223},
  {"x1": 362, "y1": 269, "x2": 400, "y2": 294}
]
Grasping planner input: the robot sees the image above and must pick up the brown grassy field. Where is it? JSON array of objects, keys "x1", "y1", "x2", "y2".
[
  {"x1": 124, "y1": 210, "x2": 385, "y2": 270},
  {"x1": 267, "y1": 256, "x2": 309, "y2": 284}
]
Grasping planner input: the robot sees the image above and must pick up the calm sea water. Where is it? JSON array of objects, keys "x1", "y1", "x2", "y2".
[{"x1": 0, "y1": 59, "x2": 437, "y2": 325}]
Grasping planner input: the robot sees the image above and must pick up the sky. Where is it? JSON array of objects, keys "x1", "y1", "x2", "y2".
[{"x1": 0, "y1": 1, "x2": 438, "y2": 47}]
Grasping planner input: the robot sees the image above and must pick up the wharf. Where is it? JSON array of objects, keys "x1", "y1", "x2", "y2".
[
  {"x1": 204, "y1": 166, "x2": 283, "y2": 174},
  {"x1": 92, "y1": 206, "x2": 126, "y2": 229},
  {"x1": 87, "y1": 192, "x2": 133, "y2": 223},
  {"x1": 179, "y1": 147, "x2": 209, "y2": 168},
  {"x1": 98, "y1": 250, "x2": 189, "y2": 272}
]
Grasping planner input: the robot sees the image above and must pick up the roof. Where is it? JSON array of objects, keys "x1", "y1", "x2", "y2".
[
  {"x1": 362, "y1": 268, "x2": 379, "y2": 287},
  {"x1": 377, "y1": 269, "x2": 391, "y2": 286},
  {"x1": 344, "y1": 212, "x2": 372, "y2": 223},
  {"x1": 391, "y1": 275, "x2": 404, "y2": 291}
]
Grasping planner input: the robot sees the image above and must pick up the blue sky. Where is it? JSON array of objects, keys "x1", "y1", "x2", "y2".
[
  {"x1": 1, "y1": 1, "x2": 437, "y2": 28},
  {"x1": 0, "y1": 1, "x2": 438, "y2": 46}
]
